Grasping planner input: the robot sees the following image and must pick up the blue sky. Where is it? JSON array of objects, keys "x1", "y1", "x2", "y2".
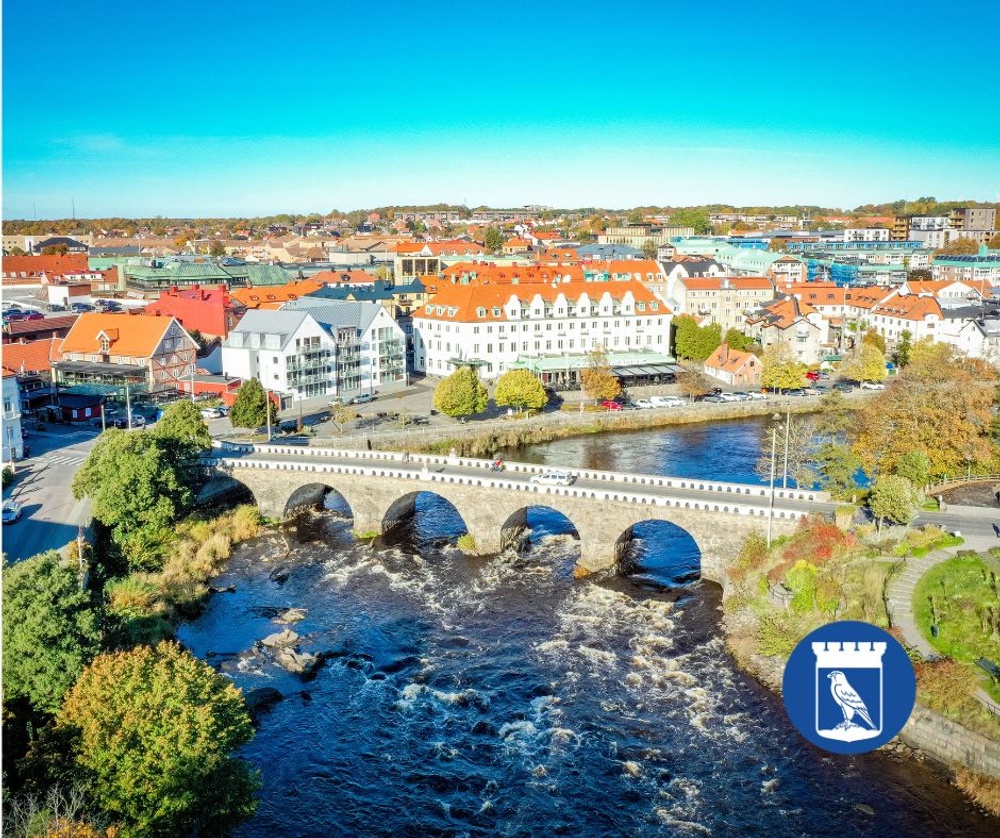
[{"x1": 4, "y1": 0, "x2": 999, "y2": 218}]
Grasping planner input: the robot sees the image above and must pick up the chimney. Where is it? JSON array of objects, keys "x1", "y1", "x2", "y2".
[{"x1": 722, "y1": 342, "x2": 729, "y2": 363}]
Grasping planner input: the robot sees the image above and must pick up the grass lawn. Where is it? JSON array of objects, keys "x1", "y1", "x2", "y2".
[{"x1": 913, "y1": 555, "x2": 1000, "y2": 703}]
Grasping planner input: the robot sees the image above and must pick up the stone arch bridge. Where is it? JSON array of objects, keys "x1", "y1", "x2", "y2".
[{"x1": 210, "y1": 444, "x2": 835, "y2": 583}]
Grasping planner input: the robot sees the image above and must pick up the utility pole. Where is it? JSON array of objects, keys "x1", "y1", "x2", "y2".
[
  {"x1": 782, "y1": 405, "x2": 791, "y2": 489},
  {"x1": 265, "y1": 388, "x2": 272, "y2": 442},
  {"x1": 767, "y1": 424, "x2": 777, "y2": 547},
  {"x1": 125, "y1": 382, "x2": 132, "y2": 429}
]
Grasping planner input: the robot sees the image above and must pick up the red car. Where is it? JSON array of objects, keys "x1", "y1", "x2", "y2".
[
  {"x1": 805, "y1": 370, "x2": 821, "y2": 381},
  {"x1": 601, "y1": 399, "x2": 623, "y2": 411}
]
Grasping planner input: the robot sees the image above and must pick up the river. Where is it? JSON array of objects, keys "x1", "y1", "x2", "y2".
[{"x1": 178, "y1": 418, "x2": 998, "y2": 836}]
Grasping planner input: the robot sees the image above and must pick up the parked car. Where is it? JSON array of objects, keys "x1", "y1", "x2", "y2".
[
  {"x1": 805, "y1": 370, "x2": 821, "y2": 381},
  {"x1": 745, "y1": 391, "x2": 768, "y2": 401},
  {"x1": 784, "y1": 388, "x2": 808, "y2": 397},
  {"x1": 350, "y1": 393, "x2": 375, "y2": 405},
  {"x1": 3, "y1": 309, "x2": 27, "y2": 322},
  {"x1": 71, "y1": 302, "x2": 94, "y2": 312},
  {"x1": 200, "y1": 407, "x2": 223, "y2": 419},
  {"x1": 23, "y1": 311, "x2": 44, "y2": 320},
  {"x1": 530, "y1": 470, "x2": 576, "y2": 487},
  {"x1": 833, "y1": 382, "x2": 854, "y2": 393},
  {"x1": 600, "y1": 399, "x2": 623, "y2": 411},
  {"x1": 113, "y1": 415, "x2": 146, "y2": 429},
  {"x1": 718, "y1": 392, "x2": 743, "y2": 402},
  {"x1": 649, "y1": 395, "x2": 685, "y2": 408},
  {"x1": 2, "y1": 500, "x2": 22, "y2": 524},
  {"x1": 695, "y1": 394, "x2": 725, "y2": 403},
  {"x1": 633, "y1": 398, "x2": 654, "y2": 409},
  {"x1": 860, "y1": 381, "x2": 886, "y2": 390}
]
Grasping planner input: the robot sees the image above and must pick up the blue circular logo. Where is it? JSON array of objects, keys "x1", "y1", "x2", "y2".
[{"x1": 782, "y1": 621, "x2": 916, "y2": 755}]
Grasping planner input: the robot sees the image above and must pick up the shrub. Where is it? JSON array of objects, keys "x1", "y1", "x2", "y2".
[
  {"x1": 2, "y1": 466, "x2": 14, "y2": 487},
  {"x1": 954, "y1": 769, "x2": 1000, "y2": 818},
  {"x1": 456, "y1": 533, "x2": 477, "y2": 553}
]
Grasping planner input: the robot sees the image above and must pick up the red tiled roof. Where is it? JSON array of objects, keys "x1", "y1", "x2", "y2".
[
  {"x1": 2, "y1": 254, "x2": 89, "y2": 277},
  {"x1": 680, "y1": 276, "x2": 773, "y2": 291},
  {"x1": 4, "y1": 314, "x2": 80, "y2": 336},
  {"x1": 871, "y1": 294, "x2": 943, "y2": 321},
  {"x1": 231, "y1": 280, "x2": 325, "y2": 309},
  {"x1": 1, "y1": 338, "x2": 63, "y2": 374},
  {"x1": 705, "y1": 343, "x2": 758, "y2": 373},
  {"x1": 310, "y1": 270, "x2": 376, "y2": 285}
]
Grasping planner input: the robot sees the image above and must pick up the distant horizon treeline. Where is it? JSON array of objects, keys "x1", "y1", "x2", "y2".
[{"x1": 4, "y1": 198, "x2": 998, "y2": 237}]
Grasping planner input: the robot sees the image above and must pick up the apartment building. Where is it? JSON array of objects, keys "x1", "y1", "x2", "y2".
[
  {"x1": 222, "y1": 301, "x2": 405, "y2": 401},
  {"x1": 672, "y1": 275, "x2": 774, "y2": 333},
  {"x1": 412, "y1": 278, "x2": 671, "y2": 381},
  {"x1": 744, "y1": 296, "x2": 829, "y2": 365}
]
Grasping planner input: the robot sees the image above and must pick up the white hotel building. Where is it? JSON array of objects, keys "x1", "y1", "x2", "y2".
[{"x1": 412, "y1": 277, "x2": 672, "y2": 381}]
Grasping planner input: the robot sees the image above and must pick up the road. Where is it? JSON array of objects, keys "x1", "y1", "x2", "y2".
[{"x1": 2, "y1": 425, "x2": 98, "y2": 562}]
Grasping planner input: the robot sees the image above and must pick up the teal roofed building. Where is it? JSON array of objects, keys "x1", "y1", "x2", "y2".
[{"x1": 120, "y1": 259, "x2": 295, "y2": 294}]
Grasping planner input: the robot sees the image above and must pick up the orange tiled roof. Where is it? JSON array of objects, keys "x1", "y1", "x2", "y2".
[
  {"x1": 2, "y1": 254, "x2": 90, "y2": 276},
  {"x1": 442, "y1": 262, "x2": 587, "y2": 285},
  {"x1": 748, "y1": 295, "x2": 818, "y2": 330},
  {"x1": 705, "y1": 343, "x2": 758, "y2": 373},
  {"x1": 231, "y1": 280, "x2": 325, "y2": 309},
  {"x1": 414, "y1": 279, "x2": 666, "y2": 322},
  {"x1": 844, "y1": 287, "x2": 892, "y2": 310},
  {"x1": 1, "y1": 338, "x2": 63, "y2": 374},
  {"x1": 795, "y1": 283, "x2": 847, "y2": 306},
  {"x1": 60, "y1": 313, "x2": 175, "y2": 358},
  {"x1": 310, "y1": 270, "x2": 376, "y2": 285},
  {"x1": 679, "y1": 275, "x2": 773, "y2": 291},
  {"x1": 871, "y1": 294, "x2": 943, "y2": 321}
]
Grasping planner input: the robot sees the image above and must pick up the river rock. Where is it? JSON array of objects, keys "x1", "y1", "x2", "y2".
[
  {"x1": 210, "y1": 584, "x2": 236, "y2": 594},
  {"x1": 275, "y1": 648, "x2": 324, "y2": 679},
  {"x1": 853, "y1": 803, "x2": 875, "y2": 816},
  {"x1": 262, "y1": 629, "x2": 300, "y2": 648},
  {"x1": 244, "y1": 687, "x2": 284, "y2": 716},
  {"x1": 269, "y1": 566, "x2": 291, "y2": 585},
  {"x1": 274, "y1": 607, "x2": 308, "y2": 625}
]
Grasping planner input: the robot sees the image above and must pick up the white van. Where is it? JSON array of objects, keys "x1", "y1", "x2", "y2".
[
  {"x1": 530, "y1": 470, "x2": 576, "y2": 486},
  {"x1": 650, "y1": 395, "x2": 685, "y2": 408}
]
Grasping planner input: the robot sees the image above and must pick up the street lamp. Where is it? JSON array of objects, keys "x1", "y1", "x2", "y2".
[
  {"x1": 782, "y1": 404, "x2": 791, "y2": 489},
  {"x1": 767, "y1": 413, "x2": 781, "y2": 547}
]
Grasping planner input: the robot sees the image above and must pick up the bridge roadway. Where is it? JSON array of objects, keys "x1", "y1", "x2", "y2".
[{"x1": 212, "y1": 443, "x2": 835, "y2": 580}]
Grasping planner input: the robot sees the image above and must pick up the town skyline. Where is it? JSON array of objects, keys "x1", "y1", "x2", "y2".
[{"x1": 4, "y1": 1, "x2": 998, "y2": 219}]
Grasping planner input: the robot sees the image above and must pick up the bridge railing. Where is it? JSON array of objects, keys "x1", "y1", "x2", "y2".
[
  {"x1": 212, "y1": 441, "x2": 827, "y2": 504},
  {"x1": 215, "y1": 456, "x2": 811, "y2": 521},
  {"x1": 925, "y1": 474, "x2": 1000, "y2": 495}
]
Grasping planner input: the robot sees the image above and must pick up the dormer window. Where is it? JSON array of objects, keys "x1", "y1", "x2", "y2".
[
  {"x1": 100, "y1": 337, "x2": 111, "y2": 353},
  {"x1": 492, "y1": 307, "x2": 501, "y2": 316},
  {"x1": 477, "y1": 307, "x2": 487, "y2": 318}
]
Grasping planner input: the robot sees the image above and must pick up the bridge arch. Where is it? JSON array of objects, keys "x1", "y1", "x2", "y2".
[
  {"x1": 614, "y1": 520, "x2": 702, "y2": 586},
  {"x1": 381, "y1": 490, "x2": 469, "y2": 546},
  {"x1": 283, "y1": 483, "x2": 353, "y2": 519},
  {"x1": 499, "y1": 506, "x2": 581, "y2": 556}
]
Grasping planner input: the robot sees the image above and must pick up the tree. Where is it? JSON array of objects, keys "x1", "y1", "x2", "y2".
[
  {"x1": 675, "y1": 370, "x2": 711, "y2": 401},
  {"x1": 2, "y1": 552, "x2": 102, "y2": 714},
  {"x1": 934, "y1": 237, "x2": 979, "y2": 256},
  {"x1": 580, "y1": 347, "x2": 621, "y2": 402},
  {"x1": 640, "y1": 239, "x2": 658, "y2": 260},
  {"x1": 72, "y1": 432, "x2": 192, "y2": 565},
  {"x1": 493, "y1": 369, "x2": 547, "y2": 413},
  {"x1": 673, "y1": 315, "x2": 722, "y2": 362},
  {"x1": 852, "y1": 343, "x2": 996, "y2": 479},
  {"x1": 152, "y1": 400, "x2": 212, "y2": 469},
  {"x1": 329, "y1": 401, "x2": 354, "y2": 434},
  {"x1": 894, "y1": 329, "x2": 912, "y2": 368},
  {"x1": 626, "y1": 210, "x2": 644, "y2": 225},
  {"x1": 861, "y1": 329, "x2": 886, "y2": 354},
  {"x1": 668, "y1": 208, "x2": 711, "y2": 234},
  {"x1": 988, "y1": 232, "x2": 1000, "y2": 250},
  {"x1": 895, "y1": 450, "x2": 931, "y2": 488},
  {"x1": 484, "y1": 226, "x2": 504, "y2": 252},
  {"x1": 760, "y1": 344, "x2": 806, "y2": 391},
  {"x1": 813, "y1": 442, "x2": 860, "y2": 498},
  {"x1": 230, "y1": 378, "x2": 275, "y2": 430},
  {"x1": 673, "y1": 315, "x2": 699, "y2": 360},
  {"x1": 432, "y1": 366, "x2": 488, "y2": 418},
  {"x1": 209, "y1": 240, "x2": 226, "y2": 257},
  {"x1": 768, "y1": 238, "x2": 788, "y2": 252},
  {"x1": 908, "y1": 268, "x2": 933, "y2": 282},
  {"x1": 839, "y1": 343, "x2": 886, "y2": 383},
  {"x1": 868, "y1": 475, "x2": 920, "y2": 534},
  {"x1": 723, "y1": 328, "x2": 756, "y2": 352},
  {"x1": 56, "y1": 642, "x2": 259, "y2": 837}
]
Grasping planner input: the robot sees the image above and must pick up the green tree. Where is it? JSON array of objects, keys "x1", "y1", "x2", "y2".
[
  {"x1": 908, "y1": 268, "x2": 933, "y2": 282},
  {"x1": 868, "y1": 474, "x2": 920, "y2": 534},
  {"x1": 813, "y1": 442, "x2": 860, "y2": 498},
  {"x1": 2, "y1": 552, "x2": 102, "y2": 714},
  {"x1": 493, "y1": 369, "x2": 547, "y2": 413},
  {"x1": 432, "y1": 366, "x2": 488, "y2": 418},
  {"x1": 839, "y1": 343, "x2": 886, "y2": 383},
  {"x1": 693, "y1": 322, "x2": 722, "y2": 362},
  {"x1": 56, "y1": 642, "x2": 259, "y2": 837},
  {"x1": 580, "y1": 347, "x2": 621, "y2": 402},
  {"x1": 209, "y1": 240, "x2": 226, "y2": 257},
  {"x1": 230, "y1": 378, "x2": 275, "y2": 430},
  {"x1": 723, "y1": 328, "x2": 755, "y2": 352},
  {"x1": 626, "y1": 210, "x2": 644, "y2": 225},
  {"x1": 640, "y1": 239, "x2": 658, "y2": 260},
  {"x1": 668, "y1": 208, "x2": 711, "y2": 234},
  {"x1": 328, "y1": 401, "x2": 354, "y2": 434},
  {"x1": 673, "y1": 315, "x2": 699, "y2": 360},
  {"x1": 760, "y1": 344, "x2": 806, "y2": 391},
  {"x1": 894, "y1": 329, "x2": 912, "y2": 368},
  {"x1": 484, "y1": 226, "x2": 504, "y2": 252},
  {"x1": 895, "y1": 450, "x2": 931, "y2": 488},
  {"x1": 72, "y1": 432, "x2": 192, "y2": 565},
  {"x1": 152, "y1": 400, "x2": 212, "y2": 471}
]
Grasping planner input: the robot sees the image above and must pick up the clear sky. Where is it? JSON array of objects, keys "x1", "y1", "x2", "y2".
[{"x1": 3, "y1": 0, "x2": 999, "y2": 218}]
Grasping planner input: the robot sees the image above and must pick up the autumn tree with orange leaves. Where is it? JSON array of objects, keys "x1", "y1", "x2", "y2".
[{"x1": 851, "y1": 341, "x2": 997, "y2": 480}]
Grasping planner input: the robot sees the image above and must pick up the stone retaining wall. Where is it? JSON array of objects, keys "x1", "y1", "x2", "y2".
[{"x1": 902, "y1": 705, "x2": 1000, "y2": 778}]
